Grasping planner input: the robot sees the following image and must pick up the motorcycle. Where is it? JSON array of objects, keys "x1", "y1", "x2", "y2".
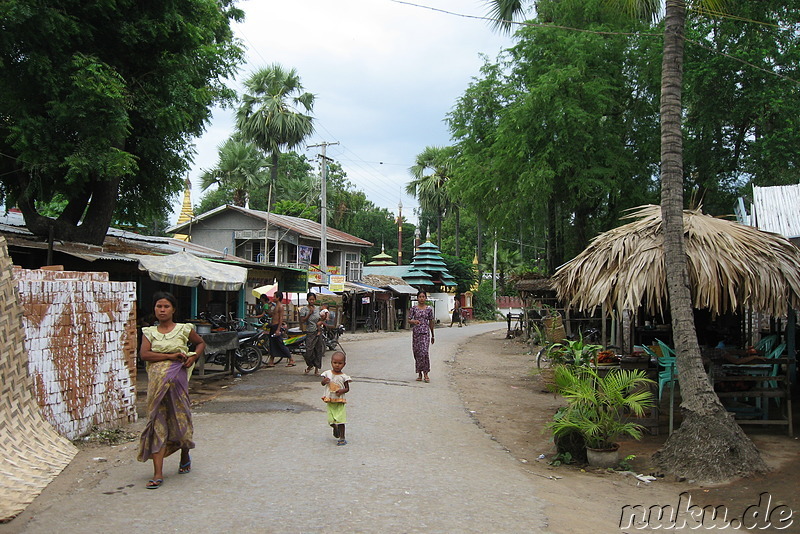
[
  {"x1": 322, "y1": 324, "x2": 345, "y2": 351},
  {"x1": 202, "y1": 341, "x2": 262, "y2": 375}
]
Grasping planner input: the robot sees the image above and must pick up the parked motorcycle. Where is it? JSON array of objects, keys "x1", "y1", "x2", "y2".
[
  {"x1": 202, "y1": 343, "x2": 262, "y2": 375},
  {"x1": 322, "y1": 324, "x2": 345, "y2": 352}
]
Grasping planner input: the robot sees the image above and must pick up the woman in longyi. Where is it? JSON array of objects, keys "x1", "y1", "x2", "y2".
[{"x1": 137, "y1": 291, "x2": 205, "y2": 489}]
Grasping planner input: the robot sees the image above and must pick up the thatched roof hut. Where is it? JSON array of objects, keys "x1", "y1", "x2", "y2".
[{"x1": 551, "y1": 205, "x2": 800, "y2": 318}]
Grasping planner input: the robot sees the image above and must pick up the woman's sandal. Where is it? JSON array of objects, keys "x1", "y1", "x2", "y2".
[
  {"x1": 337, "y1": 439, "x2": 347, "y2": 446},
  {"x1": 146, "y1": 478, "x2": 163, "y2": 489},
  {"x1": 179, "y1": 458, "x2": 191, "y2": 474},
  {"x1": 424, "y1": 377, "x2": 430, "y2": 382},
  {"x1": 286, "y1": 362, "x2": 296, "y2": 367},
  {"x1": 416, "y1": 377, "x2": 423, "y2": 381},
  {"x1": 304, "y1": 366, "x2": 313, "y2": 374}
]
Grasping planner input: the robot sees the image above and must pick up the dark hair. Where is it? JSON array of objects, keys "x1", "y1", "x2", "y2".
[
  {"x1": 274, "y1": 290, "x2": 283, "y2": 300},
  {"x1": 307, "y1": 291, "x2": 317, "y2": 300},
  {"x1": 417, "y1": 290, "x2": 427, "y2": 298},
  {"x1": 152, "y1": 291, "x2": 178, "y2": 310}
]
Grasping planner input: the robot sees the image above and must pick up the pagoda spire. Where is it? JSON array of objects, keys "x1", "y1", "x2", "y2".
[{"x1": 173, "y1": 178, "x2": 194, "y2": 241}]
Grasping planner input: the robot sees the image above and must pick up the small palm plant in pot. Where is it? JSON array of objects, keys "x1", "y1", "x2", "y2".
[{"x1": 548, "y1": 365, "x2": 655, "y2": 468}]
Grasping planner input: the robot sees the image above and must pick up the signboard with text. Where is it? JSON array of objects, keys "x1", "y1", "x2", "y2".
[{"x1": 329, "y1": 274, "x2": 345, "y2": 292}]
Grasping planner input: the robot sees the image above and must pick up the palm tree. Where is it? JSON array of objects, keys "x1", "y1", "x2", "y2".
[
  {"x1": 199, "y1": 138, "x2": 270, "y2": 207},
  {"x1": 236, "y1": 64, "x2": 315, "y2": 263},
  {"x1": 487, "y1": 0, "x2": 765, "y2": 480},
  {"x1": 236, "y1": 64, "x2": 315, "y2": 211},
  {"x1": 406, "y1": 146, "x2": 454, "y2": 250}
]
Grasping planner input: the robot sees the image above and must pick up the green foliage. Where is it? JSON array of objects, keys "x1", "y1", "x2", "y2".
[
  {"x1": 442, "y1": 254, "x2": 478, "y2": 294},
  {"x1": 199, "y1": 138, "x2": 270, "y2": 207},
  {"x1": 236, "y1": 63, "x2": 315, "y2": 193},
  {"x1": 549, "y1": 451, "x2": 574, "y2": 467},
  {"x1": 0, "y1": 0, "x2": 244, "y2": 243},
  {"x1": 548, "y1": 366, "x2": 655, "y2": 450},
  {"x1": 548, "y1": 332, "x2": 604, "y2": 366},
  {"x1": 472, "y1": 280, "x2": 498, "y2": 320},
  {"x1": 618, "y1": 454, "x2": 636, "y2": 472},
  {"x1": 272, "y1": 199, "x2": 318, "y2": 220}
]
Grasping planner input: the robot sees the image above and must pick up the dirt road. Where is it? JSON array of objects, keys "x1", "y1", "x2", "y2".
[
  {"x1": 2, "y1": 322, "x2": 548, "y2": 533},
  {"x1": 3, "y1": 323, "x2": 798, "y2": 533}
]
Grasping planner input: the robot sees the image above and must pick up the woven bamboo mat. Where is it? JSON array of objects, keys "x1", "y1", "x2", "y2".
[{"x1": 0, "y1": 237, "x2": 77, "y2": 522}]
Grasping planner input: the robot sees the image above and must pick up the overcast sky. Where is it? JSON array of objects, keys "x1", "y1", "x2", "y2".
[{"x1": 172, "y1": 0, "x2": 516, "y2": 225}]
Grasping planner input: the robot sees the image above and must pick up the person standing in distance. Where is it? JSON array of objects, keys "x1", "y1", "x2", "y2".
[
  {"x1": 265, "y1": 290, "x2": 296, "y2": 367},
  {"x1": 408, "y1": 290, "x2": 434, "y2": 382}
]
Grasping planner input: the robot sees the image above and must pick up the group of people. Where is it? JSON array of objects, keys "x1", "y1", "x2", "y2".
[
  {"x1": 137, "y1": 287, "x2": 439, "y2": 487},
  {"x1": 251, "y1": 290, "x2": 331, "y2": 370}
]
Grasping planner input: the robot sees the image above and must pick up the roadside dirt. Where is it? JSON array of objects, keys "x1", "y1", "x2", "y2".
[{"x1": 449, "y1": 328, "x2": 800, "y2": 532}]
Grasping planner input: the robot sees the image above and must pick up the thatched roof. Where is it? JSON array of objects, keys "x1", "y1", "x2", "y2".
[
  {"x1": 515, "y1": 277, "x2": 554, "y2": 293},
  {"x1": 551, "y1": 205, "x2": 800, "y2": 317},
  {"x1": 363, "y1": 274, "x2": 408, "y2": 287}
]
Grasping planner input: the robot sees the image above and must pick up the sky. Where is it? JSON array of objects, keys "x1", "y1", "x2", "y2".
[{"x1": 171, "y1": 0, "x2": 516, "y2": 226}]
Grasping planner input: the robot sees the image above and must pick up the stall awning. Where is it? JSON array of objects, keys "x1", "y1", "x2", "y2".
[
  {"x1": 344, "y1": 281, "x2": 387, "y2": 293},
  {"x1": 134, "y1": 252, "x2": 247, "y2": 291},
  {"x1": 386, "y1": 284, "x2": 419, "y2": 295}
]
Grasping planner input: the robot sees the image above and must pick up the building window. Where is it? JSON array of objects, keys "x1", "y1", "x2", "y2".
[{"x1": 236, "y1": 240, "x2": 264, "y2": 262}]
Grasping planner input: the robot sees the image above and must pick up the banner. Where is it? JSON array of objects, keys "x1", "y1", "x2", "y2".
[
  {"x1": 308, "y1": 271, "x2": 328, "y2": 285},
  {"x1": 298, "y1": 245, "x2": 313, "y2": 265},
  {"x1": 329, "y1": 274, "x2": 345, "y2": 292}
]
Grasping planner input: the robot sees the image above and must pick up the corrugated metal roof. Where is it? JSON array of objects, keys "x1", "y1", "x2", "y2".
[
  {"x1": 0, "y1": 210, "x2": 268, "y2": 268},
  {"x1": 752, "y1": 184, "x2": 800, "y2": 239},
  {"x1": 387, "y1": 284, "x2": 419, "y2": 294},
  {"x1": 166, "y1": 205, "x2": 372, "y2": 247}
]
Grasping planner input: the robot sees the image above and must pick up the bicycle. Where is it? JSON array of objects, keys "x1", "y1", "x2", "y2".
[{"x1": 364, "y1": 309, "x2": 380, "y2": 333}]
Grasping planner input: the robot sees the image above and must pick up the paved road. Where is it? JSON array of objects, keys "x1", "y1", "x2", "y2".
[{"x1": 14, "y1": 321, "x2": 549, "y2": 533}]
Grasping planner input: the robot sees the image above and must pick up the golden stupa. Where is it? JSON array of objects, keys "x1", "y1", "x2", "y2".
[{"x1": 173, "y1": 178, "x2": 194, "y2": 242}]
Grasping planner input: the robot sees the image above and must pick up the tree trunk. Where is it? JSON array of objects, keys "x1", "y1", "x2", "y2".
[
  {"x1": 455, "y1": 207, "x2": 460, "y2": 258},
  {"x1": 18, "y1": 175, "x2": 120, "y2": 246},
  {"x1": 652, "y1": 0, "x2": 766, "y2": 482}
]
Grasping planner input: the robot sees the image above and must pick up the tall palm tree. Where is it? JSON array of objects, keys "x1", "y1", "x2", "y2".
[
  {"x1": 236, "y1": 64, "x2": 315, "y2": 211},
  {"x1": 487, "y1": 0, "x2": 765, "y2": 480},
  {"x1": 199, "y1": 138, "x2": 270, "y2": 207},
  {"x1": 236, "y1": 64, "x2": 314, "y2": 263},
  {"x1": 406, "y1": 146, "x2": 454, "y2": 249}
]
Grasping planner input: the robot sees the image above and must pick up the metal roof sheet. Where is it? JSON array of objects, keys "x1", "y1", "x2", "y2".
[
  {"x1": 752, "y1": 184, "x2": 800, "y2": 239},
  {"x1": 167, "y1": 205, "x2": 373, "y2": 247}
]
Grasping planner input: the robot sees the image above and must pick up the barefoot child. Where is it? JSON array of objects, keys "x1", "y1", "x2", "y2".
[{"x1": 320, "y1": 351, "x2": 351, "y2": 445}]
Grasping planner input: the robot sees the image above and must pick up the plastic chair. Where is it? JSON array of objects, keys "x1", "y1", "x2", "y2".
[
  {"x1": 642, "y1": 340, "x2": 677, "y2": 401},
  {"x1": 642, "y1": 340, "x2": 678, "y2": 434}
]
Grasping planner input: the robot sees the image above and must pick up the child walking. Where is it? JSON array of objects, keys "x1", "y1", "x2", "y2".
[{"x1": 320, "y1": 351, "x2": 351, "y2": 445}]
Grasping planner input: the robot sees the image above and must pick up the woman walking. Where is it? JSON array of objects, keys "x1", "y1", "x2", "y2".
[
  {"x1": 408, "y1": 290, "x2": 434, "y2": 382},
  {"x1": 138, "y1": 291, "x2": 205, "y2": 489},
  {"x1": 301, "y1": 292, "x2": 326, "y2": 375}
]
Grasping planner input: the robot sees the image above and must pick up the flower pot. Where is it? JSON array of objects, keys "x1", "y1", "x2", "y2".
[{"x1": 586, "y1": 444, "x2": 620, "y2": 468}]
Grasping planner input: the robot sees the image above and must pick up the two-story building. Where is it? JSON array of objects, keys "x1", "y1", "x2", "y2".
[{"x1": 166, "y1": 204, "x2": 373, "y2": 283}]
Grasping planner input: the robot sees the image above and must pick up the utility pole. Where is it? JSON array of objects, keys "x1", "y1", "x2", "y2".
[
  {"x1": 397, "y1": 199, "x2": 403, "y2": 265},
  {"x1": 308, "y1": 141, "x2": 339, "y2": 275}
]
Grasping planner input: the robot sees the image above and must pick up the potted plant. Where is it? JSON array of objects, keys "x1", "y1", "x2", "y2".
[
  {"x1": 548, "y1": 332, "x2": 604, "y2": 367},
  {"x1": 548, "y1": 365, "x2": 655, "y2": 468}
]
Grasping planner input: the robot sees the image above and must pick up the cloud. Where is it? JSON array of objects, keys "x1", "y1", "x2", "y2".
[{"x1": 175, "y1": 0, "x2": 513, "y2": 224}]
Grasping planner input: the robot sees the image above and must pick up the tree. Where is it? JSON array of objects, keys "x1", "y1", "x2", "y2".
[
  {"x1": 488, "y1": 0, "x2": 767, "y2": 480},
  {"x1": 199, "y1": 138, "x2": 270, "y2": 208},
  {"x1": 0, "y1": 0, "x2": 243, "y2": 244},
  {"x1": 406, "y1": 146, "x2": 455, "y2": 250},
  {"x1": 236, "y1": 64, "x2": 315, "y2": 213}
]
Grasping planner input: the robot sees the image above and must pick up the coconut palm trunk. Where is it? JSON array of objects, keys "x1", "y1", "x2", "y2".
[
  {"x1": 487, "y1": 0, "x2": 767, "y2": 482},
  {"x1": 653, "y1": 0, "x2": 765, "y2": 481}
]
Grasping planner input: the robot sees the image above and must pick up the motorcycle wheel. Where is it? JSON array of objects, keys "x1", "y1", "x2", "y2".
[{"x1": 234, "y1": 346, "x2": 262, "y2": 374}]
